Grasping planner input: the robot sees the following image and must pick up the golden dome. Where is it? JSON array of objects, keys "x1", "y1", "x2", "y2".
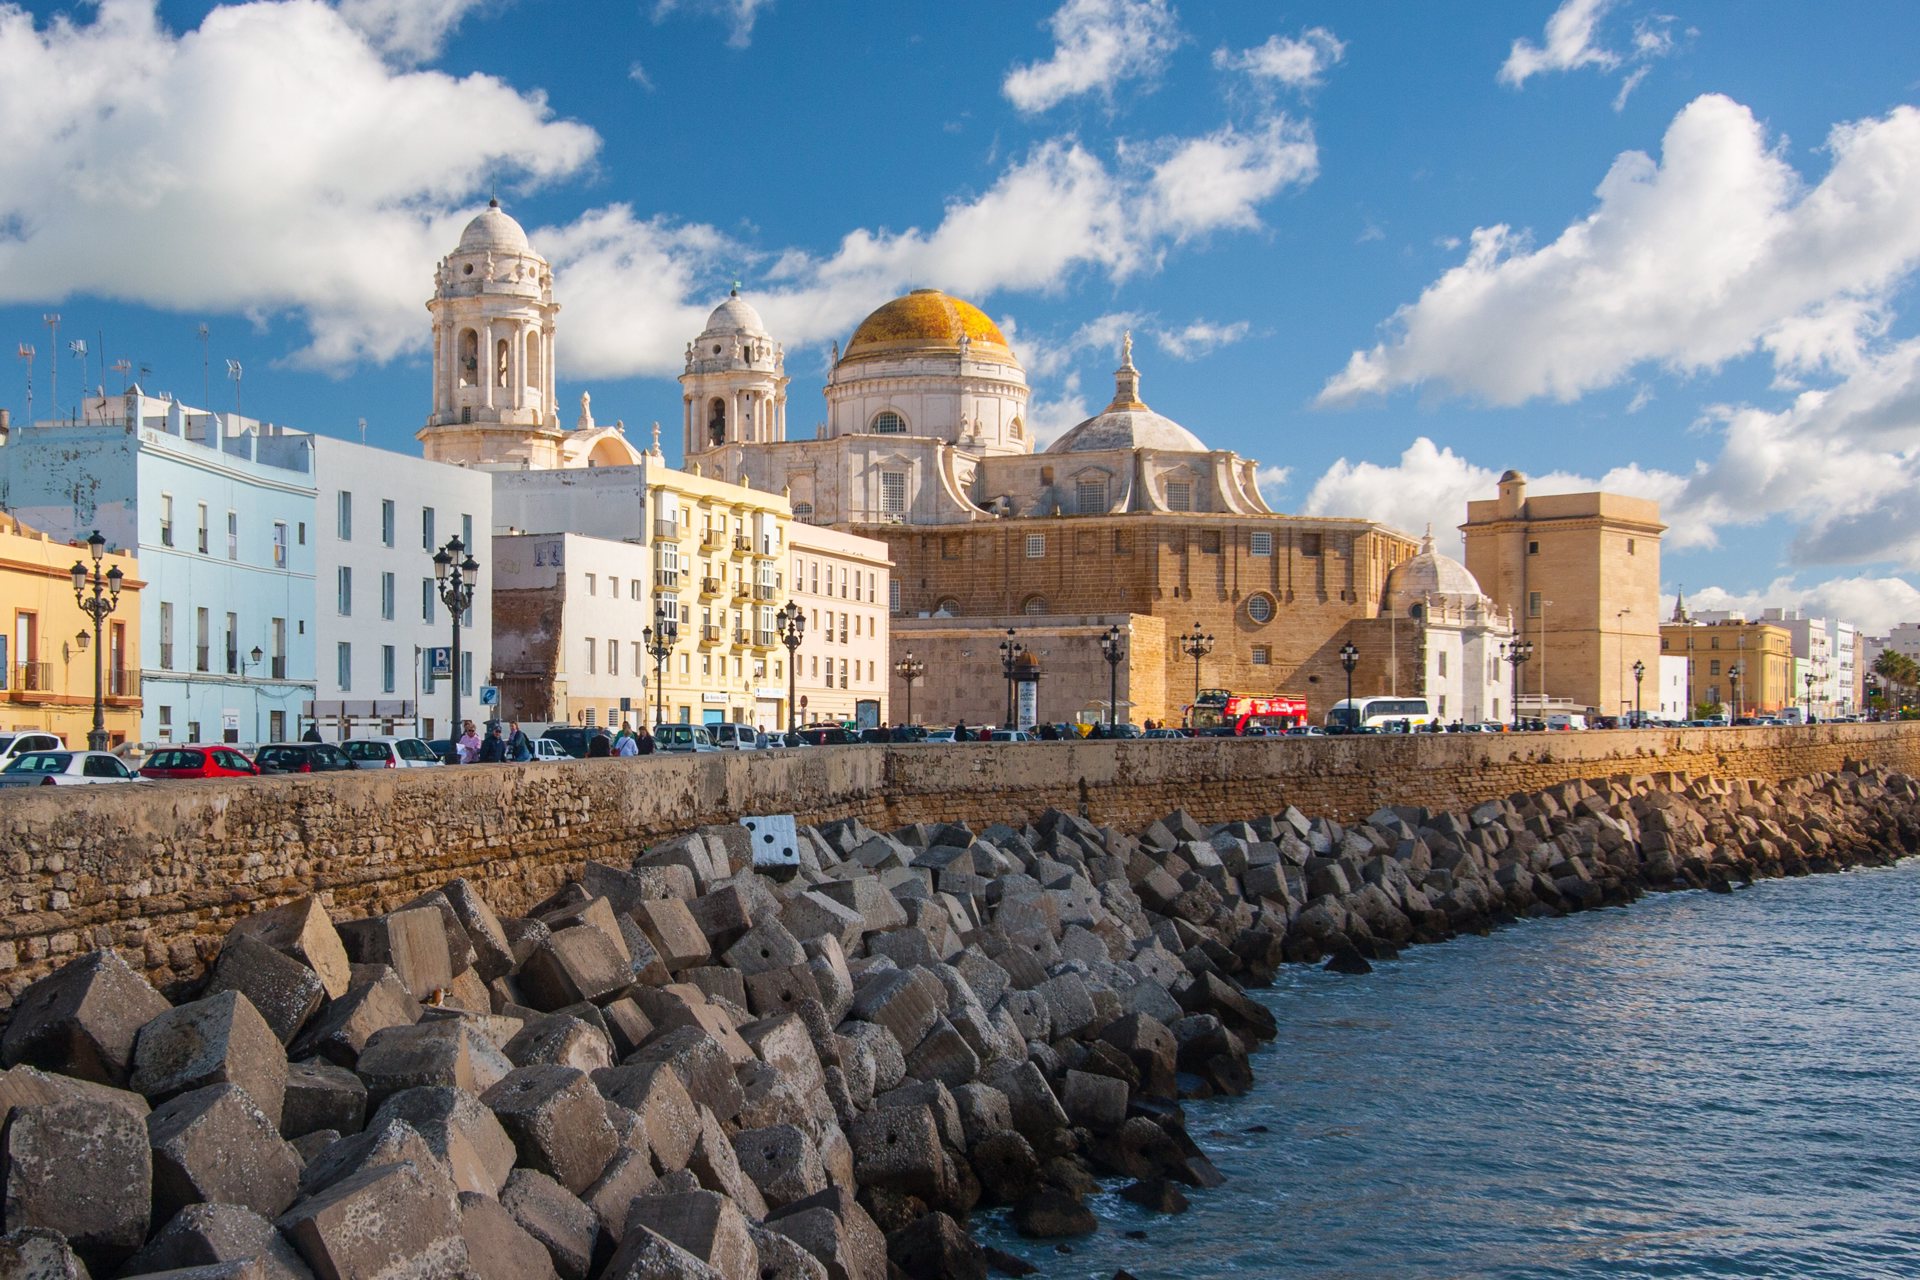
[{"x1": 840, "y1": 289, "x2": 1019, "y2": 366}]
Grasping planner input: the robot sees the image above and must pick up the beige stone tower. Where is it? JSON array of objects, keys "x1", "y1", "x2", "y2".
[
  {"x1": 418, "y1": 200, "x2": 563, "y2": 469},
  {"x1": 1462, "y1": 469, "x2": 1666, "y2": 718},
  {"x1": 680, "y1": 289, "x2": 788, "y2": 465}
]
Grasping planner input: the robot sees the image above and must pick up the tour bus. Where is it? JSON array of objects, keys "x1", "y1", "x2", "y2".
[
  {"x1": 1325, "y1": 696, "x2": 1436, "y2": 733},
  {"x1": 1188, "y1": 690, "x2": 1309, "y2": 735}
]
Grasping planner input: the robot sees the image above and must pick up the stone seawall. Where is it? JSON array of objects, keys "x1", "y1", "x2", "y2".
[{"x1": 3, "y1": 723, "x2": 1917, "y2": 998}]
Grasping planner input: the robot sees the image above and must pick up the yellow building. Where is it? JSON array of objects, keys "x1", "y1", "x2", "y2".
[
  {"x1": 0, "y1": 514, "x2": 143, "y2": 746},
  {"x1": 1661, "y1": 617, "x2": 1794, "y2": 716}
]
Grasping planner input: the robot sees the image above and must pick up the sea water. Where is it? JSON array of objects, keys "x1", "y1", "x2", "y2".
[{"x1": 984, "y1": 857, "x2": 1920, "y2": 1278}]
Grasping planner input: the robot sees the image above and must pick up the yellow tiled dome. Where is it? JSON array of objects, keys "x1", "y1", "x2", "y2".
[{"x1": 840, "y1": 290, "x2": 1019, "y2": 366}]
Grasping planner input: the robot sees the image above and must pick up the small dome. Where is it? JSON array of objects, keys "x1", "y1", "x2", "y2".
[
  {"x1": 458, "y1": 199, "x2": 531, "y2": 254},
  {"x1": 1047, "y1": 332, "x2": 1207, "y2": 454},
  {"x1": 841, "y1": 289, "x2": 1018, "y2": 366},
  {"x1": 1499, "y1": 468, "x2": 1527, "y2": 484},
  {"x1": 703, "y1": 289, "x2": 768, "y2": 336},
  {"x1": 1386, "y1": 529, "x2": 1487, "y2": 613}
]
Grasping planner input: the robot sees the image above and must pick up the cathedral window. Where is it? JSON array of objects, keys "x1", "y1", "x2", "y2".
[
  {"x1": 1022, "y1": 596, "x2": 1049, "y2": 615},
  {"x1": 935, "y1": 598, "x2": 960, "y2": 615},
  {"x1": 458, "y1": 330, "x2": 479, "y2": 386},
  {"x1": 879, "y1": 471, "x2": 907, "y2": 516},
  {"x1": 1247, "y1": 594, "x2": 1275, "y2": 624},
  {"x1": 1250, "y1": 531, "x2": 1273, "y2": 557},
  {"x1": 1252, "y1": 645, "x2": 1271, "y2": 665},
  {"x1": 709, "y1": 399, "x2": 726, "y2": 446},
  {"x1": 1164, "y1": 480, "x2": 1193, "y2": 511},
  {"x1": 871, "y1": 411, "x2": 906, "y2": 434},
  {"x1": 1075, "y1": 477, "x2": 1108, "y2": 514},
  {"x1": 1025, "y1": 534, "x2": 1046, "y2": 559},
  {"x1": 793, "y1": 501, "x2": 813, "y2": 521}
]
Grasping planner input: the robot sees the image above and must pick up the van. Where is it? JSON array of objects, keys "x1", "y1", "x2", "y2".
[
  {"x1": 1545, "y1": 713, "x2": 1589, "y2": 731},
  {"x1": 653, "y1": 724, "x2": 716, "y2": 753},
  {"x1": 708, "y1": 722, "x2": 764, "y2": 751}
]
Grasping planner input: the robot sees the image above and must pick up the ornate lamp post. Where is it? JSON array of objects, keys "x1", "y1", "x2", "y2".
[
  {"x1": 997, "y1": 629, "x2": 1024, "y2": 729},
  {"x1": 895, "y1": 651, "x2": 925, "y2": 728},
  {"x1": 69, "y1": 530, "x2": 123, "y2": 751},
  {"x1": 1728, "y1": 663, "x2": 1742, "y2": 722},
  {"x1": 1502, "y1": 640, "x2": 1534, "y2": 731},
  {"x1": 432, "y1": 535, "x2": 479, "y2": 754},
  {"x1": 1632, "y1": 659, "x2": 1646, "y2": 726},
  {"x1": 643, "y1": 608, "x2": 678, "y2": 727},
  {"x1": 1179, "y1": 624, "x2": 1213, "y2": 718},
  {"x1": 775, "y1": 601, "x2": 805, "y2": 732},
  {"x1": 1098, "y1": 624, "x2": 1126, "y2": 731},
  {"x1": 1865, "y1": 673, "x2": 1880, "y2": 720},
  {"x1": 1338, "y1": 640, "x2": 1359, "y2": 732}
]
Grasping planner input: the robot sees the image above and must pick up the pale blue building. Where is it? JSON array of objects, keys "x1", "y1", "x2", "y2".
[{"x1": 0, "y1": 391, "x2": 317, "y2": 744}]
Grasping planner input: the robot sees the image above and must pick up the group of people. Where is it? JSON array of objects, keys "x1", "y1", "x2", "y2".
[
  {"x1": 451, "y1": 719, "x2": 536, "y2": 763},
  {"x1": 586, "y1": 723, "x2": 656, "y2": 757}
]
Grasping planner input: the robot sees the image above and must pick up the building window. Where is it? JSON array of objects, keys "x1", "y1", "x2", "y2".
[
  {"x1": 880, "y1": 470, "x2": 907, "y2": 516},
  {"x1": 337, "y1": 566, "x2": 352, "y2": 616},
  {"x1": 1528, "y1": 591, "x2": 1543, "y2": 618},
  {"x1": 1528, "y1": 540, "x2": 1540, "y2": 555},
  {"x1": 1252, "y1": 645, "x2": 1271, "y2": 665},
  {"x1": 460, "y1": 652, "x2": 472, "y2": 696},
  {"x1": 422, "y1": 507, "x2": 435, "y2": 551},
  {"x1": 1246, "y1": 594, "x2": 1275, "y2": 624},
  {"x1": 225, "y1": 612, "x2": 238, "y2": 673},
  {"x1": 1076, "y1": 477, "x2": 1108, "y2": 514},
  {"x1": 1710, "y1": 659, "x2": 1721, "y2": 676},
  {"x1": 1627, "y1": 537, "x2": 1636, "y2": 556},
  {"x1": 1026, "y1": 534, "x2": 1046, "y2": 559},
  {"x1": 585, "y1": 573, "x2": 597, "y2": 596},
  {"x1": 381, "y1": 645, "x2": 396, "y2": 694},
  {"x1": 840, "y1": 567, "x2": 849, "y2": 598},
  {"x1": 158, "y1": 602, "x2": 174, "y2": 669},
  {"x1": 608, "y1": 639, "x2": 619, "y2": 677},
  {"x1": 380, "y1": 572, "x2": 395, "y2": 621},
  {"x1": 1112, "y1": 530, "x2": 1131, "y2": 555},
  {"x1": 337, "y1": 642, "x2": 351, "y2": 690},
  {"x1": 1300, "y1": 532, "x2": 1323, "y2": 557},
  {"x1": 1250, "y1": 531, "x2": 1273, "y2": 557},
  {"x1": 224, "y1": 511, "x2": 237, "y2": 560},
  {"x1": 1201, "y1": 530, "x2": 1221, "y2": 553},
  {"x1": 631, "y1": 580, "x2": 641, "y2": 601},
  {"x1": 609, "y1": 576, "x2": 619, "y2": 599},
  {"x1": 1437, "y1": 651, "x2": 1448, "y2": 677},
  {"x1": 462, "y1": 514, "x2": 473, "y2": 547},
  {"x1": 890, "y1": 580, "x2": 902, "y2": 615},
  {"x1": 870, "y1": 411, "x2": 906, "y2": 434},
  {"x1": 585, "y1": 638, "x2": 595, "y2": 675},
  {"x1": 273, "y1": 522, "x2": 288, "y2": 569},
  {"x1": 297, "y1": 522, "x2": 306, "y2": 545},
  {"x1": 1165, "y1": 480, "x2": 1192, "y2": 511},
  {"x1": 195, "y1": 608, "x2": 209, "y2": 672},
  {"x1": 1022, "y1": 596, "x2": 1048, "y2": 615},
  {"x1": 422, "y1": 578, "x2": 435, "y2": 623},
  {"x1": 197, "y1": 504, "x2": 209, "y2": 554},
  {"x1": 159, "y1": 494, "x2": 174, "y2": 547},
  {"x1": 157, "y1": 706, "x2": 172, "y2": 742},
  {"x1": 380, "y1": 500, "x2": 395, "y2": 548},
  {"x1": 337, "y1": 491, "x2": 352, "y2": 541}
]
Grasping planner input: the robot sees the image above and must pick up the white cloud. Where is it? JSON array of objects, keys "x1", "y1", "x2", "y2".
[
  {"x1": 0, "y1": 0, "x2": 599, "y2": 370},
  {"x1": 1131, "y1": 115, "x2": 1318, "y2": 244},
  {"x1": 628, "y1": 60, "x2": 654, "y2": 91},
  {"x1": 1011, "y1": 311, "x2": 1140, "y2": 379},
  {"x1": 1152, "y1": 318, "x2": 1249, "y2": 360},
  {"x1": 1687, "y1": 576, "x2": 1920, "y2": 638},
  {"x1": 1499, "y1": 0, "x2": 1619, "y2": 87},
  {"x1": 1026, "y1": 372, "x2": 1091, "y2": 447},
  {"x1": 1212, "y1": 27, "x2": 1345, "y2": 90},
  {"x1": 335, "y1": 0, "x2": 486, "y2": 63},
  {"x1": 651, "y1": 0, "x2": 774, "y2": 49},
  {"x1": 1003, "y1": 0, "x2": 1182, "y2": 114},
  {"x1": 1611, "y1": 65, "x2": 1648, "y2": 112},
  {"x1": 1319, "y1": 96, "x2": 1920, "y2": 407},
  {"x1": 1253, "y1": 464, "x2": 1290, "y2": 505}
]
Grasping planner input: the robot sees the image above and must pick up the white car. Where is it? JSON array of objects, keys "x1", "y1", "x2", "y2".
[
  {"x1": 986, "y1": 729, "x2": 1036, "y2": 743},
  {"x1": 0, "y1": 732, "x2": 65, "y2": 771},
  {"x1": 341, "y1": 736, "x2": 443, "y2": 769},
  {"x1": 0, "y1": 749, "x2": 141, "y2": 787},
  {"x1": 708, "y1": 722, "x2": 765, "y2": 751},
  {"x1": 528, "y1": 737, "x2": 571, "y2": 761}
]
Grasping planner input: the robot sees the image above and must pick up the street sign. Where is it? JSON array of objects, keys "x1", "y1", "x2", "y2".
[
  {"x1": 220, "y1": 710, "x2": 239, "y2": 732},
  {"x1": 479, "y1": 685, "x2": 499, "y2": 706},
  {"x1": 428, "y1": 647, "x2": 452, "y2": 677}
]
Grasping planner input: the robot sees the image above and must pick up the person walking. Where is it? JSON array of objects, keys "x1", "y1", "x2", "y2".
[
  {"x1": 455, "y1": 720, "x2": 482, "y2": 764},
  {"x1": 477, "y1": 723, "x2": 506, "y2": 763},
  {"x1": 636, "y1": 726, "x2": 656, "y2": 754},
  {"x1": 953, "y1": 720, "x2": 970, "y2": 743},
  {"x1": 616, "y1": 723, "x2": 640, "y2": 757},
  {"x1": 586, "y1": 728, "x2": 612, "y2": 757},
  {"x1": 507, "y1": 721, "x2": 533, "y2": 761}
]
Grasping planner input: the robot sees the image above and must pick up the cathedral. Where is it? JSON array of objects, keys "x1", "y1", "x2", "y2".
[{"x1": 418, "y1": 200, "x2": 1519, "y2": 728}]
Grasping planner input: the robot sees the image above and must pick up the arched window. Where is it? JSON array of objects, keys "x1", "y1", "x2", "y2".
[
  {"x1": 458, "y1": 330, "x2": 479, "y2": 387},
  {"x1": 494, "y1": 338, "x2": 510, "y2": 389},
  {"x1": 1246, "y1": 593, "x2": 1275, "y2": 624},
  {"x1": 524, "y1": 330, "x2": 540, "y2": 390},
  {"x1": 708, "y1": 398, "x2": 726, "y2": 447},
  {"x1": 934, "y1": 598, "x2": 960, "y2": 616},
  {"x1": 870, "y1": 411, "x2": 906, "y2": 434},
  {"x1": 792, "y1": 501, "x2": 814, "y2": 522},
  {"x1": 1022, "y1": 596, "x2": 1049, "y2": 616}
]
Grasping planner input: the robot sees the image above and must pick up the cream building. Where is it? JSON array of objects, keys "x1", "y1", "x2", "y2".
[
  {"x1": 0, "y1": 514, "x2": 143, "y2": 746},
  {"x1": 789, "y1": 523, "x2": 892, "y2": 726}
]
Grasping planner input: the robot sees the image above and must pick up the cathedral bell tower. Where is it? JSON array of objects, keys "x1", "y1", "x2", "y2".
[
  {"x1": 680, "y1": 288, "x2": 787, "y2": 465},
  {"x1": 418, "y1": 200, "x2": 564, "y2": 469}
]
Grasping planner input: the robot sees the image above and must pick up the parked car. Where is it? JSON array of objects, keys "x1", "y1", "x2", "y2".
[
  {"x1": 139, "y1": 745, "x2": 259, "y2": 780},
  {"x1": 528, "y1": 737, "x2": 571, "y2": 761},
  {"x1": 1282, "y1": 725, "x2": 1326, "y2": 737},
  {"x1": 426, "y1": 738, "x2": 455, "y2": 762},
  {"x1": 791, "y1": 725, "x2": 856, "y2": 746},
  {"x1": 0, "y1": 732, "x2": 65, "y2": 772},
  {"x1": 540, "y1": 726, "x2": 592, "y2": 759},
  {"x1": 253, "y1": 742, "x2": 356, "y2": 774},
  {"x1": 986, "y1": 729, "x2": 1036, "y2": 743},
  {"x1": 0, "y1": 749, "x2": 140, "y2": 786},
  {"x1": 708, "y1": 723, "x2": 764, "y2": 751},
  {"x1": 922, "y1": 728, "x2": 956, "y2": 744},
  {"x1": 653, "y1": 724, "x2": 716, "y2": 753},
  {"x1": 1144, "y1": 727, "x2": 1188, "y2": 739},
  {"x1": 342, "y1": 736, "x2": 442, "y2": 769}
]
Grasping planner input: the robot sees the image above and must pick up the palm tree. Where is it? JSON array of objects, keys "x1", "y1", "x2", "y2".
[{"x1": 1872, "y1": 650, "x2": 1919, "y2": 712}]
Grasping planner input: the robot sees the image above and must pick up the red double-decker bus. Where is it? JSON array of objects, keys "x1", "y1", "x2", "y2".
[{"x1": 1189, "y1": 691, "x2": 1308, "y2": 735}]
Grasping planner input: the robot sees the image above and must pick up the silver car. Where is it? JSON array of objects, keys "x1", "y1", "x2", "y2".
[
  {"x1": 0, "y1": 749, "x2": 140, "y2": 787},
  {"x1": 707, "y1": 722, "x2": 765, "y2": 750},
  {"x1": 653, "y1": 724, "x2": 717, "y2": 753},
  {"x1": 341, "y1": 736, "x2": 443, "y2": 769}
]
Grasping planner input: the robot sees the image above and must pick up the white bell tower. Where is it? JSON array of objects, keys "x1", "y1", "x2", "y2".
[
  {"x1": 680, "y1": 288, "x2": 787, "y2": 465},
  {"x1": 418, "y1": 200, "x2": 564, "y2": 469}
]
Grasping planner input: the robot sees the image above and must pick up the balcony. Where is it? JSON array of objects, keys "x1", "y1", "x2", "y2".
[
  {"x1": 271, "y1": 656, "x2": 287, "y2": 679},
  {"x1": 9, "y1": 663, "x2": 51, "y2": 701},
  {"x1": 753, "y1": 583, "x2": 777, "y2": 602},
  {"x1": 735, "y1": 628, "x2": 752, "y2": 645},
  {"x1": 732, "y1": 535, "x2": 752, "y2": 554},
  {"x1": 225, "y1": 649, "x2": 240, "y2": 675},
  {"x1": 700, "y1": 624, "x2": 722, "y2": 645},
  {"x1": 653, "y1": 519, "x2": 680, "y2": 541},
  {"x1": 753, "y1": 629, "x2": 777, "y2": 649},
  {"x1": 700, "y1": 576, "x2": 722, "y2": 598},
  {"x1": 108, "y1": 667, "x2": 140, "y2": 700},
  {"x1": 159, "y1": 644, "x2": 174, "y2": 670},
  {"x1": 731, "y1": 582, "x2": 752, "y2": 601},
  {"x1": 653, "y1": 569, "x2": 684, "y2": 590},
  {"x1": 701, "y1": 530, "x2": 723, "y2": 551}
]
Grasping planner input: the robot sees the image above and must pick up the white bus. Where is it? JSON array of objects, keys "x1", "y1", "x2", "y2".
[{"x1": 1326, "y1": 696, "x2": 1436, "y2": 733}]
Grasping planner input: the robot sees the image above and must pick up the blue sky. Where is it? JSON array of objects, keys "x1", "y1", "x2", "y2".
[{"x1": 3, "y1": 0, "x2": 1919, "y2": 629}]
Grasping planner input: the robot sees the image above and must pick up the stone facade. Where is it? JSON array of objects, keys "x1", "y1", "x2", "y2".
[
  {"x1": 0, "y1": 723, "x2": 1914, "y2": 998},
  {"x1": 889, "y1": 613, "x2": 1168, "y2": 730}
]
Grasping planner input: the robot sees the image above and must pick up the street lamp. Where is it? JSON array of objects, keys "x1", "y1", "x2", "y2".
[
  {"x1": 998, "y1": 629, "x2": 1024, "y2": 729},
  {"x1": 1502, "y1": 640, "x2": 1534, "y2": 731},
  {"x1": 643, "y1": 608, "x2": 678, "y2": 727},
  {"x1": 775, "y1": 601, "x2": 805, "y2": 732},
  {"x1": 1804, "y1": 670, "x2": 1815, "y2": 724},
  {"x1": 1098, "y1": 624, "x2": 1126, "y2": 731},
  {"x1": 69, "y1": 530, "x2": 123, "y2": 751},
  {"x1": 1728, "y1": 663, "x2": 1742, "y2": 722},
  {"x1": 432, "y1": 535, "x2": 479, "y2": 756},
  {"x1": 1339, "y1": 640, "x2": 1359, "y2": 732},
  {"x1": 895, "y1": 651, "x2": 925, "y2": 728},
  {"x1": 1179, "y1": 624, "x2": 1213, "y2": 716},
  {"x1": 1632, "y1": 658, "x2": 1646, "y2": 726},
  {"x1": 1865, "y1": 673, "x2": 1880, "y2": 719}
]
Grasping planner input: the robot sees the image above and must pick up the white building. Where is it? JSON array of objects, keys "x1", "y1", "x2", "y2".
[
  {"x1": 1381, "y1": 532, "x2": 1515, "y2": 725},
  {"x1": 310, "y1": 437, "x2": 493, "y2": 740},
  {"x1": 491, "y1": 532, "x2": 653, "y2": 728},
  {"x1": 789, "y1": 523, "x2": 892, "y2": 727},
  {"x1": 1657, "y1": 655, "x2": 1689, "y2": 720}
]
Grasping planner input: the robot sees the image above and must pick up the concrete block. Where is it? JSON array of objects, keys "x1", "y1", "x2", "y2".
[
  {"x1": 336, "y1": 907, "x2": 455, "y2": 1003},
  {"x1": 986, "y1": 1061, "x2": 1069, "y2": 1138},
  {"x1": 504, "y1": 1014, "x2": 615, "y2": 1074},
  {"x1": 628, "y1": 1027, "x2": 744, "y2": 1122},
  {"x1": 687, "y1": 884, "x2": 755, "y2": 952},
  {"x1": 0, "y1": 1226, "x2": 89, "y2": 1279},
  {"x1": 951, "y1": 1082, "x2": 1013, "y2": 1150},
  {"x1": 203, "y1": 936, "x2": 326, "y2": 1048},
  {"x1": 847, "y1": 969, "x2": 941, "y2": 1052},
  {"x1": 848, "y1": 1104, "x2": 946, "y2": 1201},
  {"x1": 722, "y1": 919, "x2": 808, "y2": 977},
  {"x1": 439, "y1": 879, "x2": 515, "y2": 982},
  {"x1": 745, "y1": 964, "x2": 823, "y2": 1020},
  {"x1": 766, "y1": 1186, "x2": 888, "y2": 1280},
  {"x1": 400, "y1": 889, "x2": 480, "y2": 977},
  {"x1": 686, "y1": 1106, "x2": 770, "y2": 1220},
  {"x1": 501, "y1": 1168, "x2": 598, "y2": 1280},
  {"x1": 281, "y1": 1059, "x2": 366, "y2": 1140},
  {"x1": 600, "y1": 998, "x2": 655, "y2": 1060},
  {"x1": 147, "y1": 1084, "x2": 302, "y2": 1221},
  {"x1": 0, "y1": 948, "x2": 172, "y2": 1088},
  {"x1": 632, "y1": 899, "x2": 712, "y2": 972},
  {"x1": 591, "y1": 1061, "x2": 699, "y2": 1172},
  {"x1": 290, "y1": 965, "x2": 420, "y2": 1068},
  {"x1": 122, "y1": 1203, "x2": 312, "y2": 1280},
  {"x1": 482, "y1": 1066, "x2": 618, "y2": 1195},
  {"x1": 582, "y1": 1146, "x2": 657, "y2": 1243},
  {"x1": 1061, "y1": 1069, "x2": 1127, "y2": 1133},
  {"x1": 0, "y1": 1064, "x2": 149, "y2": 1133},
  {"x1": 818, "y1": 879, "x2": 908, "y2": 933},
  {"x1": 903, "y1": 1018, "x2": 979, "y2": 1087},
  {"x1": 229, "y1": 897, "x2": 353, "y2": 1000},
  {"x1": 599, "y1": 1224, "x2": 722, "y2": 1279},
  {"x1": 296, "y1": 1117, "x2": 446, "y2": 1203},
  {"x1": 781, "y1": 892, "x2": 867, "y2": 955},
  {"x1": 458, "y1": 1191, "x2": 560, "y2": 1280},
  {"x1": 517, "y1": 926, "x2": 630, "y2": 1011},
  {"x1": 354, "y1": 1021, "x2": 513, "y2": 1108},
  {"x1": 624, "y1": 1191, "x2": 758, "y2": 1277},
  {"x1": 838, "y1": 1022, "x2": 904, "y2": 1096},
  {"x1": 277, "y1": 1160, "x2": 468, "y2": 1279},
  {"x1": 731, "y1": 1123, "x2": 828, "y2": 1211},
  {"x1": 0, "y1": 1100, "x2": 150, "y2": 1273},
  {"x1": 367, "y1": 1085, "x2": 516, "y2": 1199},
  {"x1": 1033, "y1": 973, "x2": 1097, "y2": 1040},
  {"x1": 540, "y1": 897, "x2": 631, "y2": 965},
  {"x1": 131, "y1": 991, "x2": 288, "y2": 1129},
  {"x1": 749, "y1": 1221, "x2": 832, "y2": 1280}
]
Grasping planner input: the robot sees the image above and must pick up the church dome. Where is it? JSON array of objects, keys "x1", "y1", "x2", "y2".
[
  {"x1": 1047, "y1": 333, "x2": 1207, "y2": 454},
  {"x1": 703, "y1": 289, "x2": 768, "y2": 336},
  {"x1": 1386, "y1": 529, "x2": 1487, "y2": 613},
  {"x1": 458, "y1": 199, "x2": 532, "y2": 255},
  {"x1": 840, "y1": 289, "x2": 1018, "y2": 366}
]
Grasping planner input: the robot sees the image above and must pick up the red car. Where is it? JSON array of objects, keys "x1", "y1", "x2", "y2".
[{"x1": 139, "y1": 745, "x2": 259, "y2": 780}]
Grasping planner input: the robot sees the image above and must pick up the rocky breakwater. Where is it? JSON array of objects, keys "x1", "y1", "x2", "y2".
[{"x1": 0, "y1": 763, "x2": 1915, "y2": 1279}]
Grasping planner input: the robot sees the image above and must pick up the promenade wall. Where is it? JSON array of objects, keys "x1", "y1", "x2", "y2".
[{"x1": 4, "y1": 723, "x2": 1917, "y2": 997}]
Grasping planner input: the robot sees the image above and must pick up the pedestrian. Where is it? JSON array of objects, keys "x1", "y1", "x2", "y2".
[
  {"x1": 586, "y1": 728, "x2": 612, "y2": 757},
  {"x1": 455, "y1": 720, "x2": 481, "y2": 764},
  {"x1": 507, "y1": 721, "x2": 533, "y2": 761},
  {"x1": 616, "y1": 724, "x2": 640, "y2": 757},
  {"x1": 1037, "y1": 721, "x2": 1058, "y2": 740},
  {"x1": 953, "y1": 720, "x2": 969, "y2": 742},
  {"x1": 477, "y1": 723, "x2": 506, "y2": 762},
  {"x1": 636, "y1": 726, "x2": 656, "y2": 754}
]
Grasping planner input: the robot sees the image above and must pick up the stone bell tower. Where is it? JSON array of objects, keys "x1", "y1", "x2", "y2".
[
  {"x1": 418, "y1": 200, "x2": 564, "y2": 469},
  {"x1": 680, "y1": 288, "x2": 788, "y2": 465}
]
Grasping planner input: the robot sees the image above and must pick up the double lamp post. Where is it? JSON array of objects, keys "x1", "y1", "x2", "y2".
[{"x1": 70, "y1": 530, "x2": 124, "y2": 751}]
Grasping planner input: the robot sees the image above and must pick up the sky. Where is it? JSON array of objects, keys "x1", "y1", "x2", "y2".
[{"x1": 2, "y1": 0, "x2": 1920, "y2": 632}]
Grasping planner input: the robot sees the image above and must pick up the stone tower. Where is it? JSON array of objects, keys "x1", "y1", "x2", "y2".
[
  {"x1": 680, "y1": 289, "x2": 787, "y2": 464},
  {"x1": 418, "y1": 200, "x2": 563, "y2": 469}
]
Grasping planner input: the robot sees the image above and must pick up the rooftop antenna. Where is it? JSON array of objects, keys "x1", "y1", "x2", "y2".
[
  {"x1": 226, "y1": 358, "x2": 243, "y2": 420},
  {"x1": 196, "y1": 323, "x2": 210, "y2": 409},
  {"x1": 111, "y1": 359, "x2": 131, "y2": 394},
  {"x1": 357, "y1": 416, "x2": 367, "y2": 444},
  {"x1": 17, "y1": 343, "x2": 33, "y2": 425},
  {"x1": 66, "y1": 339, "x2": 86, "y2": 420},
  {"x1": 43, "y1": 314, "x2": 59, "y2": 422}
]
